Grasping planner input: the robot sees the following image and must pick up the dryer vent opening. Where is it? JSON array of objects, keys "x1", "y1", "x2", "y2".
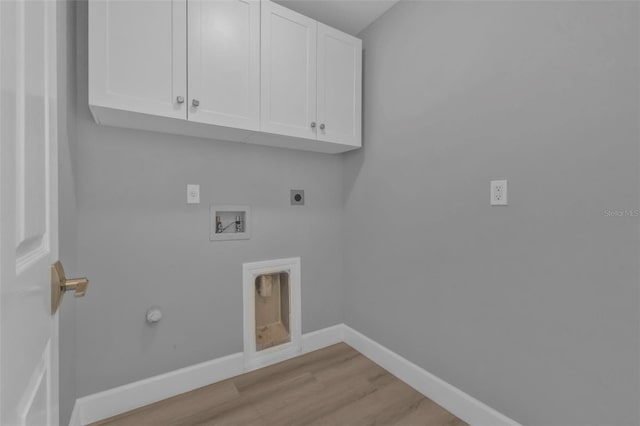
[{"x1": 254, "y1": 272, "x2": 290, "y2": 351}]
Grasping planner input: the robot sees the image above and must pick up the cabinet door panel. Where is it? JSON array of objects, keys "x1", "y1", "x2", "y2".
[
  {"x1": 261, "y1": 0, "x2": 317, "y2": 139},
  {"x1": 188, "y1": 0, "x2": 260, "y2": 130},
  {"x1": 317, "y1": 23, "x2": 362, "y2": 147},
  {"x1": 89, "y1": 0, "x2": 187, "y2": 119}
]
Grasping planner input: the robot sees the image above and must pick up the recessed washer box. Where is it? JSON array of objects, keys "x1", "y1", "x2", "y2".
[{"x1": 210, "y1": 205, "x2": 251, "y2": 241}]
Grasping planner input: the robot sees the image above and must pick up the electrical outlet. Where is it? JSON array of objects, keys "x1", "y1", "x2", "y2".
[
  {"x1": 187, "y1": 184, "x2": 200, "y2": 204},
  {"x1": 490, "y1": 180, "x2": 507, "y2": 206}
]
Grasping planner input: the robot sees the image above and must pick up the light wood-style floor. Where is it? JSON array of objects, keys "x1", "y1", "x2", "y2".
[{"x1": 90, "y1": 343, "x2": 468, "y2": 426}]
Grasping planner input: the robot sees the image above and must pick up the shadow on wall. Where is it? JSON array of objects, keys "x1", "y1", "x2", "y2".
[{"x1": 341, "y1": 48, "x2": 367, "y2": 205}]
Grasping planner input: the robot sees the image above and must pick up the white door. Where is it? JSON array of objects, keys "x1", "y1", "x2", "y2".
[
  {"x1": 316, "y1": 23, "x2": 362, "y2": 147},
  {"x1": 188, "y1": 0, "x2": 260, "y2": 130},
  {"x1": 260, "y1": 0, "x2": 317, "y2": 140},
  {"x1": 0, "y1": 0, "x2": 60, "y2": 424},
  {"x1": 88, "y1": 0, "x2": 187, "y2": 119}
]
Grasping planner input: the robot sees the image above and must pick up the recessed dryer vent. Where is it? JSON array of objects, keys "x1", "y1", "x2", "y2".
[
  {"x1": 243, "y1": 258, "x2": 301, "y2": 370},
  {"x1": 255, "y1": 272, "x2": 290, "y2": 351}
]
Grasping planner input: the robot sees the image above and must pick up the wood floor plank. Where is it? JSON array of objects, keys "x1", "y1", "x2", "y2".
[
  {"x1": 90, "y1": 381, "x2": 240, "y2": 426},
  {"x1": 392, "y1": 398, "x2": 464, "y2": 426},
  {"x1": 178, "y1": 373, "x2": 318, "y2": 425},
  {"x1": 307, "y1": 377, "x2": 423, "y2": 426},
  {"x1": 313, "y1": 352, "x2": 385, "y2": 385},
  {"x1": 233, "y1": 343, "x2": 357, "y2": 392},
  {"x1": 89, "y1": 343, "x2": 467, "y2": 426},
  {"x1": 257, "y1": 374, "x2": 376, "y2": 426}
]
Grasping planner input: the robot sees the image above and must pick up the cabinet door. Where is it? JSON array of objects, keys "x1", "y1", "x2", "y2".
[
  {"x1": 89, "y1": 0, "x2": 187, "y2": 119},
  {"x1": 260, "y1": 0, "x2": 317, "y2": 139},
  {"x1": 317, "y1": 23, "x2": 362, "y2": 147},
  {"x1": 188, "y1": 0, "x2": 260, "y2": 130}
]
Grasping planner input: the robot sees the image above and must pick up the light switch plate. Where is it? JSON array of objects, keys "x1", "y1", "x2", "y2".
[
  {"x1": 490, "y1": 180, "x2": 508, "y2": 206},
  {"x1": 187, "y1": 184, "x2": 200, "y2": 204}
]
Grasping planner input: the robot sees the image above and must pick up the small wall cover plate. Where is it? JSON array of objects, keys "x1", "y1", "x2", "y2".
[
  {"x1": 490, "y1": 180, "x2": 508, "y2": 206},
  {"x1": 290, "y1": 190, "x2": 304, "y2": 206},
  {"x1": 187, "y1": 184, "x2": 200, "y2": 204}
]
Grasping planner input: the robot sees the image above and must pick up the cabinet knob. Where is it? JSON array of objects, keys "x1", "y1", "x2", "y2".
[
  {"x1": 319, "y1": 123, "x2": 325, "y2": 130},
  {"x1": 192, "y1": 99, "x2": 200, "y2": 107},
  {"x1": 310, "y1": 122, "x2": 316, "y2": 128},
  {"x1": 176, "y1": 96, "x2": 185, "y2": 104}
]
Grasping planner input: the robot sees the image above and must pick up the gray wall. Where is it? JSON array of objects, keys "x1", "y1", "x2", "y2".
[
  {"x1": 73, "y1": 1, "x2": 344, "y2": 397},
  {"x1": 57, "y1": 0, "x2": 79, "y2": 424},
  {"x1": 64, "y1": 1, "x2": 639, "y2": 424},
  {"x1": 344, "y1": 2, "x2": 639, "y2": 425}
]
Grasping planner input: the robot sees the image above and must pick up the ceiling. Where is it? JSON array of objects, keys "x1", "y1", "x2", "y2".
[{"x1": 274, "y1": 0, "x2": 399, "y2": 35}]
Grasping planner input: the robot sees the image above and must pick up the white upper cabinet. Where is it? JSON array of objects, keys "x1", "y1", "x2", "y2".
[
  {"x1": 317, "y1": 23, "x2": 362, "y2": 147},
  {"x1": 260, "y1": 1, "x2": 317, "y2": 140},
  {"x1": 89, "y1": 0, "x2": 187, "y2": 120},
  {"x1": 88, "y1": 0, "x2": 362, "y2": 153},
  {"x1": 257, "y1": 1, "x2": 362, "y2": 150},
  {"x1": 188, "y1": 0, "x2": 260, "y2": 130}
]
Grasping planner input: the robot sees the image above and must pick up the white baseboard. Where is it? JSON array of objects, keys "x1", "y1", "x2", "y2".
[
  {"x1": 72, "y1": 324, "x2": 344, "y2": 425},
  {"x1": 342, "y1": 325, "x2": 522, "y2": 426},
  {"x1": 71, "y1": 323, "x2": 519, "y2": 426},
  {"x1": 301, "y1": 324, "x2": 344, "y2": 353},
  {"x1": 76, "y1": 352, "x2": 244, "y2": 425}
]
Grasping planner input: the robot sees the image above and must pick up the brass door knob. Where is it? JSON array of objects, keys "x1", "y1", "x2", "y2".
[
  {"x1": 51, "y1": 261, "x2": 89, "y2": 314},
  {"x1": 64, "y1": 277, "x2": 89, "y2": 297}
]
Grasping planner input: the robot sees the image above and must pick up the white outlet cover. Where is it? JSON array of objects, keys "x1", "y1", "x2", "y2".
[
  {"x1": 187, "y1": 184, "x2": 200, "y2": 204},
  {"x1": 490, "y1": 180, "x2": 508, "y2": 206}
]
